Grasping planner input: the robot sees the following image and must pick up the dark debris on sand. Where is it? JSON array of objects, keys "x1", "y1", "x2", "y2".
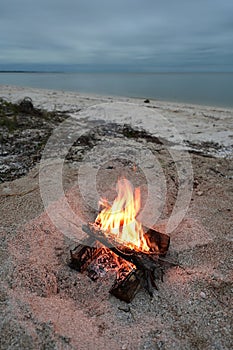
[{"x1": 0, "y1": 97, "x2": 68, "y2": 183}]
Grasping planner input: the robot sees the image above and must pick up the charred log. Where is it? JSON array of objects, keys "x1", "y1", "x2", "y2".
[
  {"x1": 82, "y1": 223, "x2": 170, "y2": 272},
  {"x1": 69, "y1": 223, "x2": 175, "y2": 302},
  {"x1": 82, "y1": 223, "x2": 175, "y2": 299},
  {"x1": 69, "y1": 237, "x2": 98, "y2": 272},
  {"x1": 109, "y1": 269, "x2": 143, "y2": 303},
  {"x1": 143, "y1": 226, "x2": 170, "y2": 256}
]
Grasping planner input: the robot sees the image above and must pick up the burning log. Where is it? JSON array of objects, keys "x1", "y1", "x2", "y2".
[
  {"x1": 82, "y1": 223, "x2": 173, "y2": 300},
  {"x1": 69, "y1": 223, "x2": 174, "y2": 302},
  {"x1": 82, "y1": 224, "x2": 169, "y2": 271},
  {"x1": 69, "y1": 177, "x2": 176, "y2": 302},
  {"x1": 69, "y1": 237, "x2": 98, "y2": 272},
  {"x1": 143, "y1": 226, "x2": 170, "y2": 257}
]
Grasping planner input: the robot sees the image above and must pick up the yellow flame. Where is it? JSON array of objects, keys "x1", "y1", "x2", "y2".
[{"x1": 95, "y1": 178, "x2": 149, "y2": 251}]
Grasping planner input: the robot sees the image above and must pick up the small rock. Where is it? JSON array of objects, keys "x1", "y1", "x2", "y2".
[
  {"x1": 197, "y1": 191, "x2": 203, "y2": 196},
  {"x1": 200, "y1": 291, "x2": 206, "y2": 299},
  {"x1": 122, "y1": 344, "x2": 128, "y2": 350}
]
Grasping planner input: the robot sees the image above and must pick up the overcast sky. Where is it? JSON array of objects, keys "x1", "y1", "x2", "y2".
[{"x1": 1, "y1": 0, "x2": 233, "y2": 71}]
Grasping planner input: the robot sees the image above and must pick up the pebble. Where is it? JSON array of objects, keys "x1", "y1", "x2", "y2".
[
  {"x1": 122, "y1": 344, "x2": 127, "y2": 350},
  {"x1": 200, "y1": 291, "x2": 206, "y2": 299},
  {"x1": 197, "y1": 191, "x2": 203, "y2": 196}
]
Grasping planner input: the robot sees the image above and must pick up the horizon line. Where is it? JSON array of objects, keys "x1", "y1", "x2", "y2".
[{"x1": 1, "y1": 70, "x2": 233, "y2": 74}]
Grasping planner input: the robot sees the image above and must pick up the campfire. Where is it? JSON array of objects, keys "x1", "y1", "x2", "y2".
[
  {"x1": 70, "y1": 178, "x2": 172, "y2": 302},
  {"x1": 96, "y1": 178, "x2": 150, "y2": 252}
]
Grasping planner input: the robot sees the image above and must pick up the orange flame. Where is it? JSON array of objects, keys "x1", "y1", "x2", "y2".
[{"x1": 95, "y1": 178, "x2": 150, "y2": 252}]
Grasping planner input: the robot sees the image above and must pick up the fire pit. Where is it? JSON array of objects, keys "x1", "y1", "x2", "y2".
[{"x1": 70, "y1": 178, "x2": 173, "y2": 302}]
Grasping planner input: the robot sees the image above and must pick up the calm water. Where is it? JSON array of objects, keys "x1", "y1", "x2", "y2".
[{"x1": 1, "y1": 72, "x2": 233, "y2": 108}]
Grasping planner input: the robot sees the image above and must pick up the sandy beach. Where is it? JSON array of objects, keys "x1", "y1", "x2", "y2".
[{"x1": 0, "y1": 85, "x2": 232, "y2": 350}]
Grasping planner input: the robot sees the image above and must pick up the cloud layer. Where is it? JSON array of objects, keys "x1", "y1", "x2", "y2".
[{"x1": 1, "y1": 0, "x2": 233, "y2": 71}]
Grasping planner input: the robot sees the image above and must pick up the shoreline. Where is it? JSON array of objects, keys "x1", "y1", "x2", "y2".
[
  {"x1": 1, "y1": 84, "x2": 232, "y2": 158},
  {"x1": 1, "y1": 82, "x2": 233, "y2": 110}
]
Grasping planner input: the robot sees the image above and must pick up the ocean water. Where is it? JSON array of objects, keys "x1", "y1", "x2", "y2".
[{"x1": 0, "y1": 72, "x2": 233, "y2": 108}]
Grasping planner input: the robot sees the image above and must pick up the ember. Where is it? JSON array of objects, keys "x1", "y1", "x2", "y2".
[{"x1": 70, "y1": 178, "x2": 173, "y2": 302}]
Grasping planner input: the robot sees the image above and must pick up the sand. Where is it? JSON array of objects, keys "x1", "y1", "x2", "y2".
[
  {"x1": 0, "y1": 85, "x2": 232, "y2": 350},
  {"x1": 0, "y1": 84, "x2": 232, "y2": 157}
]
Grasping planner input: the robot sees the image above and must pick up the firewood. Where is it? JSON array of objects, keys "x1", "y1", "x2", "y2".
[
  {"x1": 109, "y1": 270, "x2": 143, "y2": 303},
  {"x1": 82, "y1": 224, "x2": 170, "y2": 273},
  {"x1": 69, "y1": 237, "x2": 99, "y2": 272},
  {"x1": 68, "y1": 221, "x2": 176, "y2": 302},
  {"x1": 143, "y1": 226, "x2": 170, "y2": 256}
]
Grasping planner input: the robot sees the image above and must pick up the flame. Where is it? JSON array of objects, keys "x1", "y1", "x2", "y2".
[{"x1": 95, "y1": 178, "x2": 150, "y2": 252}]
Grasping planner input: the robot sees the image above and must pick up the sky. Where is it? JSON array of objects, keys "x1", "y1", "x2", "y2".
[{"x1": 0, "y1": 0, "x2": 233, "y2": 72}]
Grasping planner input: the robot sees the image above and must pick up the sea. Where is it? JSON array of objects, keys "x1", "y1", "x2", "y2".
[{"x1": 0, "y1": 72, "x2": 233, "y2": 108}]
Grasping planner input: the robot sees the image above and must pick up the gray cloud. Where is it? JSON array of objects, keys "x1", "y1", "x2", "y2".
[{"x1": 0, "y1": 0, "x2": 232, "y2": 70}]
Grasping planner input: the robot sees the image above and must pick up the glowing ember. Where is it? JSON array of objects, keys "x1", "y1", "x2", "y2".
[{"x1": 95, "y1": 178, "x2": 150, "y2": 252}]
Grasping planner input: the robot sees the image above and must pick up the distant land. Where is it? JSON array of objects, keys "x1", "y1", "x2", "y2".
[{"x1": 0, "y1": 63, "x2": 233, "y2": 73}]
